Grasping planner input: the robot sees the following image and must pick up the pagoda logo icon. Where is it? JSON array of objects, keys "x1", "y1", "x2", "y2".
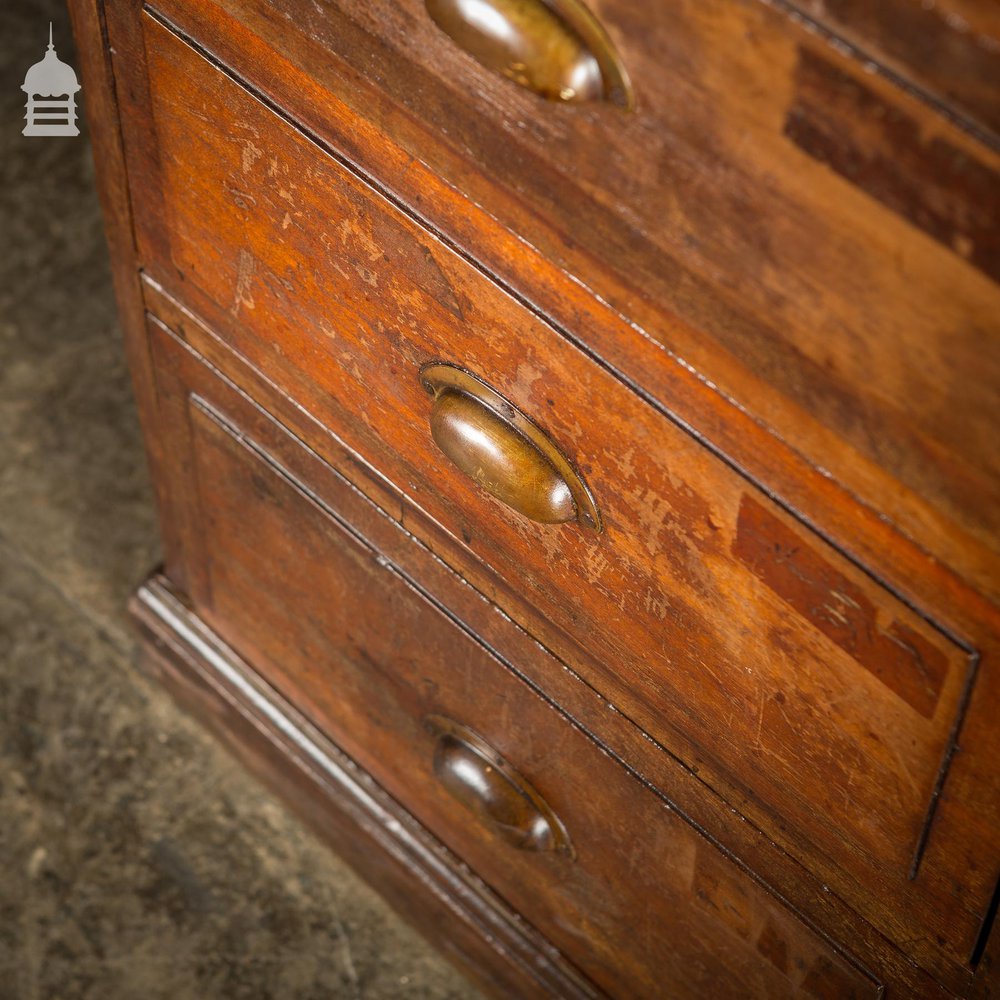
[{"x1": 22, "y1": 24, "x2": 81, "y2": 137}]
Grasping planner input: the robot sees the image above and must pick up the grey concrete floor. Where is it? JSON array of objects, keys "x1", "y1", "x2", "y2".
[{"x1": 0, "y1": 1, "x2": 480, "y2": 997}]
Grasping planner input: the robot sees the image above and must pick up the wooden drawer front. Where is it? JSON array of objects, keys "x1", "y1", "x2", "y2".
[
  {"x1": 151, "y1": 0, "x2": 1000, "y2": 578},
  {"x1": 132, "y1": 11, "x2": 991, "y2": 962},
  {"x1": 148, "y1": 317, "x2": 879, "y2": 1000}
]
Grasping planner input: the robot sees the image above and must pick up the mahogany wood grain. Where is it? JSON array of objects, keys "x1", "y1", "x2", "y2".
[
  {"x1": 71, "y1": 0, "x2": 1000, "y2": 991},
  {"x1": 120, "y1": 15, "x2": 1000, "y2": 972},
  {"x1": 109, "y1": 0, "x2": 999, "y2": 616},
  {"x1": 65, "y1": 0, "x2": 190, "y2": 594},
  {"x1": 131, "y1": 577, "x2": 604, "y2": 1000},
  {"x1": 778, "y1": 0, "x2": 1000, "y2": 142},
  {"x1": 145, "y1": 324, "x2": 882, "y2": 1000},
  {"x1": 141, "y1": 0, "x2": 1000, "y2": 596},
  {"x1": 142, "y1": 287, "x2": 966, "y2": 997}
]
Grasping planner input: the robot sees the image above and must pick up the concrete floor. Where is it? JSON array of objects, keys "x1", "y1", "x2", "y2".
[{"x1": 0, "y1": 1, "x2": 480, "y2": 996}]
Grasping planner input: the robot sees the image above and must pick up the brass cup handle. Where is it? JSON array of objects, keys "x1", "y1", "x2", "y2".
[
  {"x1": 427, "y1": 716, "x2": 574, "y2": 858},
  {"x1": 424, "y1": 0, "x2": 633, "y2": 109},
  {"x1": 420, "y1": 363, "x2": 601, "y2": 531}
]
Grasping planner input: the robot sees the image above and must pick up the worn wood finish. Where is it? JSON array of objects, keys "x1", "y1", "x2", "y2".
[
  {"x1": 131, "y1": 577, "x2": 604, "y2": 1000},
  {"x1": 143, "y1": 0, "x2": 1000, "y2": 599},
  {"x1": 141, "y1": 0, "x2": 1000, "y2": 625},
  {"x1": 73, "y1": 0, "x2": 1000, "y2": 992},
  {"x1": 141, "y1": 283, "x2": 965, "y2": 997},
  {"x1": 778, "y1": 0, "x2": 1000, "y2": 143},
  {"x1": 65, "y1": 0, "x2": 190, "y2": 595},
  {"x1": 116, "y1": 13, "x2": 1000, "y2": 974},
  {"x1": 784, "y1": 45, "x2": 1000, "y2": 284},
  {"x1": 144, "y1": 318, "x2": 883, "y2": 999}
]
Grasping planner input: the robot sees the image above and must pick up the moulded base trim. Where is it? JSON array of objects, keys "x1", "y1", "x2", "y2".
[{"x1": 129, "y1": 572, "x2": 603, "y2": 1000}]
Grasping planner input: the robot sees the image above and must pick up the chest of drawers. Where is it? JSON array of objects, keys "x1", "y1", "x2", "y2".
[{"x1": 70, "y1": 0, "x2": 1000, "y2": 994}]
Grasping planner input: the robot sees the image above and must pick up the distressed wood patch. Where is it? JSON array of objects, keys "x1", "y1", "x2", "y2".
[
  {"x1": 784, "y1": 46, "x2": 1000, "y2": 283},
  {"x1": 814, "y1": 0, "x2": 1000, "y2": 138},
  {"x1": 734, "y1": 494, "x2": 949, "y2": 719}
]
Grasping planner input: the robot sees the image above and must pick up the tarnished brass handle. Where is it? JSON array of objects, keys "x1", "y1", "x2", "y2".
[
  {"x1": 425, "y1": 0, "x2": 633, "y2": 109},
  {"x1": 420, "y1": 362, "x2": 601, "y2": 531},
  {"x1": 427, "y1": 716, "x2": 574, "y2": 857}
]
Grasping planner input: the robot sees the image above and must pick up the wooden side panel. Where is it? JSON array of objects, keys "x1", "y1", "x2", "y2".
[
  {"x1": 126, "y1": 13, "x2": 996, "y2": 967},
  {"x1": 65, "y1": 0, "x2": 190, "y2": 591},
  {"x1": 144, "y1": 328, "x2": 880, "y2": 1000}
]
